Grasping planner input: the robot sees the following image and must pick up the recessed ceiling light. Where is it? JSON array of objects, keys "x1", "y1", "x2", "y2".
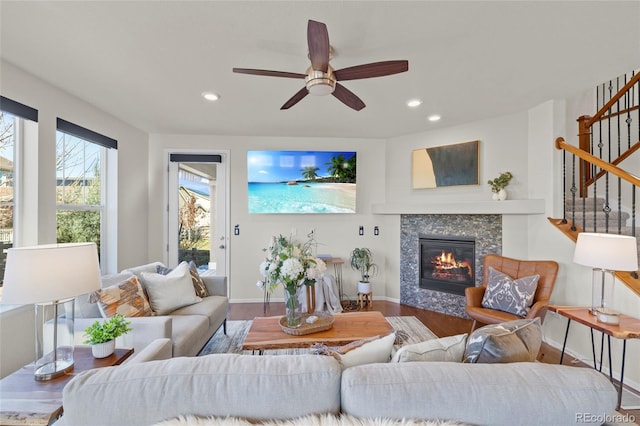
[
  {"x1": 202, "y1": 92, "x2": 220, "y2": 102},
  {"x1": 428, "y1": 114, "x2": 441, "y2": 122},
  {"x1": 407, "y1": 99, "x2": 422, "y2": 108}
]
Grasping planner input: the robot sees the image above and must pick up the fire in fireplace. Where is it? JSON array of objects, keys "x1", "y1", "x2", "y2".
[{"x1": 419, "y1": 236, "x2": 475, "y2": 296}]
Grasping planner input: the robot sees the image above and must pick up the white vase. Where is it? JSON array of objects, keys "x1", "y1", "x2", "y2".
[
  {"x1": 92, "y1": 340, "x2": 115, "y2": 358},
  {"x1": 492, "y1": 192, "x2": 499, "y2": 201},
  {"x1": 498, "y1": 189, "x2": 508, "y2": 201},
  {"x1": 357, "y1": 281, "x2": 372, "y2": 294}
]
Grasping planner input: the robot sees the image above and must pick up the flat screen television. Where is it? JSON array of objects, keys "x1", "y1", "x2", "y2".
[{"x1": 247, "y1": 150, "x2": 356, "y2": 214}]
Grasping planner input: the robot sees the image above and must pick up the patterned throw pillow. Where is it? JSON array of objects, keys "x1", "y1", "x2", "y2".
[
  {"x1": 188, "y1": 261, "x2": 209, "y2": 298},
  {"x1": 481, "y1": 267, "x2": 539, "y2": 317},
  {"x1": 156, "y1": 261, "x2": 209, "y2": 298},
  {"x1": 89, "y1": 276, "x2": 154, "y2": 318},
  {"x1": 463, "y1": 318, "x2": 542, "y2": 363}
]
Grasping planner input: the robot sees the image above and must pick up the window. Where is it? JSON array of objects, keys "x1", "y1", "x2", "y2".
[
  {"x1": 0, "y1": 111, "x2": 17, "y2": 288},
  {"x1": 56, "y1": 119, "x2": 117, "y2": 267},
  {"x1": 0, "y1": 96, "x2": 37, "y2": 293}
]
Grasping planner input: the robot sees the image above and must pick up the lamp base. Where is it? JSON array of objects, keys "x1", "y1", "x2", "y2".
[
  {"x1": 34, "y1": 359, "x2": 74, "y2": 381},
  {"x1": 595, "y1": 307, "x2": 620, "y2": 325}
]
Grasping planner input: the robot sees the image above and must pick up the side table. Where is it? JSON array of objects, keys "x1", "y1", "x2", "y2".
[
  {"x1": 357, "y1": 291, "x2": 372, "y2": 310},
  {"x1": 0, "y1": 346, "x2": 134, "y2": 425},
  {"x1": 549, "y1": 305, "x2": 640, "y2": 409}
]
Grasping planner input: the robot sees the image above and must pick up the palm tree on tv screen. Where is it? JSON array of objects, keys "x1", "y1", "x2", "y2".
[
  {"x1": 325, "y1": 154, "x2": 356, "y2": 183},
  {"x1": 301, "y1": 166, "x2": 320, "y2": 181}
]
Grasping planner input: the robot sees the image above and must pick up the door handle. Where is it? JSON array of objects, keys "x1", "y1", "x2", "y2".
[{"x1": 218, "y1": 244, "x2": 225, "y2": 249}]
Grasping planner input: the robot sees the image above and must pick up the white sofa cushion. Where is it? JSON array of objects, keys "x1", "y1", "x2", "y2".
[
  {"x1": 61, "y1": 354, "x2": 342, "y2": 426},
  {"x1": 391, "y1": 333, "x2": 468, "y2": 363},
  {"x1": 341, "y1": 362, "x2": 617, "y2": 425},
  {"x1": 121, "y1": 261, "x2": 165, "y2": 277},
  {"x1": 141, "y1": 262, "x2": 202, "y2": 315}
]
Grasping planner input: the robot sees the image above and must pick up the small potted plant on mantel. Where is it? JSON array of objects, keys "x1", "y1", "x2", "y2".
[
  {"x1": 84, "y1": 314, "x2": 132, "y2": 358},
  {"x1": 488, "y1": 171, "x2": 513, "y2": 201},
  {"x1": 349, "y1": 247, "x2": 379, "y2": 294}
]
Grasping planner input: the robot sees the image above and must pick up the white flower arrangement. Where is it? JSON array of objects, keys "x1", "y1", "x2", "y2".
[{"x1": 257, "y1": 234, "x2": 327, "y2": 296}]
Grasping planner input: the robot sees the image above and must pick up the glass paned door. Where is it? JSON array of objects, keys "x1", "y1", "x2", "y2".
[{"x1": 168, "y1": 154, "x2": 226, "y2": 275}]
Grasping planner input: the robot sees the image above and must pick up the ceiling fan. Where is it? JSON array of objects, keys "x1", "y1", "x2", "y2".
[{"x1": 233, "y1": 20, "x2": 409, "y2": 111}]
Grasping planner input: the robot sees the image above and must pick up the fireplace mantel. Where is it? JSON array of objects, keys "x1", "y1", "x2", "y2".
[{"x1": 372, "y1": 199, "x2": 545, "y2": 215}]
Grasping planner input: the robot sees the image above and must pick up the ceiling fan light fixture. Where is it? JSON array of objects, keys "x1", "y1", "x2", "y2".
[{"x1": 305, "y1": 67, "x2": 336, "y2": 96}]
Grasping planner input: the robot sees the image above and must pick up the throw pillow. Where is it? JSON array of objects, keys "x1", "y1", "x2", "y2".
[
  {"x1": 156, "y1": 261, "x2": 209, "y2": 298},
  {"x1": 463, "y1": 318, "x2": 542, "y2": 363},
  {"x1": 89, "y1": 276, "x2": 153, "y2": 318},
  {"x1": 390, "y1": 333, "x2": 468, "y2": 363},
  {"x1": 188, "y1": 261, "x2": 209, "y2": 298},
  {"x1": 481, "y1": 267, "x2": 540, "y2": 317},
  {"x1": 141, "y1": 262, "x2": 202, "y2": 315},
  {"x1": 315, "y1": 332, "x2": 396, "y2": 369}
]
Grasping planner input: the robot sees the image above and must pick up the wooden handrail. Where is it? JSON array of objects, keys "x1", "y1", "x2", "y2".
[
  {"x1": 555, "y1": 137, "x2": 640, "y2": 187},
  {"x1": 585, "y1": 140, "x2": 640, "y2": 187},
  {"x1": 587, "y1": 72, "x2": 640, "y2": 127}
]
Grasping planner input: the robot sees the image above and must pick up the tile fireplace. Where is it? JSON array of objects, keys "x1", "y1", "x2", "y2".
[{"x1": 401, "y1": 214, "x2": 502, "y2": 318}]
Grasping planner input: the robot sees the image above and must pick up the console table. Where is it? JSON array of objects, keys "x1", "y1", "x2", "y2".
[
  {"x1": 0, "y1": 346, "x2": 134, "y2": 425},
  {"x1": 549, "y1": 305, "x2": 640, "y2": 409}
]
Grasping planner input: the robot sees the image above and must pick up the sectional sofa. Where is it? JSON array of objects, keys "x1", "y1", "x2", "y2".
[
  {"x1": 74, "y1": 262, "x2": 228, "y2": 358},
  {"x1": 59, "y1": 351, "x2": 617, "y2": 425}
]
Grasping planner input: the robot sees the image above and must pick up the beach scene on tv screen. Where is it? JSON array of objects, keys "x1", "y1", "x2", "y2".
[{"x1": 247, "y1": 150, "x2": 356, "y2": 214}]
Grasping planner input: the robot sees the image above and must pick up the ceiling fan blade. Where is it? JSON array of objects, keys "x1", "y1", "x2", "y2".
[
  {"x1": 281, "y1": 87, "x2": 309, "y2": 110},
  {"x1": 332, "y1": 83, "x2": 366, "y2": 111},
  {"x1": 233, "y1": 68, "x2": 306, "y2": 79},
  {"x1": 307, "y1": 20, "x2": 330, "y2": 72},
  {"x1": 334, "y1": 60, "x2": 409, "y2": 81}
]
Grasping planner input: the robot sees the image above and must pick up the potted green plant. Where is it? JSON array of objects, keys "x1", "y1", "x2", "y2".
[
  {"x1": 349, "y1": 248, "x2": 378, "y2": 294},
  {"x1": 83, "y1": 314, "x2": 132, "y2": 358},
  {"x1": 487, "y1": 171, "x2": 513, "y2": 200}
]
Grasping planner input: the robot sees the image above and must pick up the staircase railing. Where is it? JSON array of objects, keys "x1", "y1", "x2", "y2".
[
  {"x1": 551, "y1": 70, "x2": 640, "y2": 297},
  {"x1": 576, "y1": 71, "x2": 639, "y2": 196}
]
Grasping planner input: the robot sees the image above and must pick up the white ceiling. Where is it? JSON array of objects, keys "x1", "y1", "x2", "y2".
[{"x1": 1, "y1": 1, "x2": 639, "y2": 139}]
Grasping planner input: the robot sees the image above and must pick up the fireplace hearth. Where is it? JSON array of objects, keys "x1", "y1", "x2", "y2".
[{"x1": 420, "y1": 236, "x2": 475, "y2": 296}]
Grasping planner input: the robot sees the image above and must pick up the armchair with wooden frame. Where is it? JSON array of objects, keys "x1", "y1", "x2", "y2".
[{"x1": 465, "y1": 254, "x2": 559, "y2": 332}]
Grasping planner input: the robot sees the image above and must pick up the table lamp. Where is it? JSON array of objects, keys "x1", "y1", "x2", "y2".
[
  {"x1": 1, "y1": 243, "x2": 101, "y2": 380},
  {"x1": 573, "y1": 233, "x2": 638, "y2": 323}
]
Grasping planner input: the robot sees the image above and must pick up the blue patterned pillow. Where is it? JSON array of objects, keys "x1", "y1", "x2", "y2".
[
  {"x1": 481, "y1": 267, "x2": 539, "y2": 317},
  {"x1": 156, "y1": 265, "x2": 173, "y2": 275}
]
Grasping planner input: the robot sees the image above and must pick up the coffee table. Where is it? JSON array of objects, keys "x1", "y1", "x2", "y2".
[{"x1": 241, "y1": 311, "x2": 393, "y2": 353}]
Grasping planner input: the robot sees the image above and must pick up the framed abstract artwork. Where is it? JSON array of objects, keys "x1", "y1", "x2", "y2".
[{"x1": 412, "y1": 140, "x2": 479, "y2": 189}]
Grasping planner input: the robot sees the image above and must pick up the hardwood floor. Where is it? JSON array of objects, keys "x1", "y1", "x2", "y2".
[{"x1": 229, "y1": 300, "x2": 640, "y2": 419}]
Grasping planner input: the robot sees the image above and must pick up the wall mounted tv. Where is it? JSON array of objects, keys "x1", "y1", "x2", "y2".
[{"x1": 247, "y1": 150, "x2": 356, "y2": 214}]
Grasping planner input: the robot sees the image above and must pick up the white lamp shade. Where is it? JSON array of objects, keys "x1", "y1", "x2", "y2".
[
  {"x1": 2, "y1": 242, "x2": 102, "y2": 304},
  {"x1": 573, "y1": 233, "x2": 639, "y2": 271}
]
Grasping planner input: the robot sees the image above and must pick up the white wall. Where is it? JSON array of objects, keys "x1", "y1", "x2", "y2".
[
  {"x1": 532, "y1": 98, "x2": 640, "y2": 390},
  {"x1": 147, "y1": 134, "x2": 393, "y2": 302},
  {"x1": 0, "y1": 61, "x2": 149, "y2": 377},
  {"x1": 383, "y1": 111, "x2": 534, "y2": 283},
  {"x1": 0, "y1": 60, "x2": 150, "y2": 270}
]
